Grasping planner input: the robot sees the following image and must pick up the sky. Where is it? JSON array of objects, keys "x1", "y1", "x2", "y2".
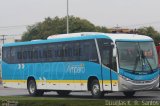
[{"x1": 0, "y1": 0, "x2": 160, "y2": 35}]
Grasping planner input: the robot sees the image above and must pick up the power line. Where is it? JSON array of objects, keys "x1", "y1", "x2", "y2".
[
  {"x1": 0, "y1": 24, "x2": 35, "y2": 29},
  {"x1": 0, "y1": 35, "x2": 6, "y2": 44}
]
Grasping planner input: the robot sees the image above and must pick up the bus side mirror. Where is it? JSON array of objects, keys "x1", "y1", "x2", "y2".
[
  {"x1": 113, "y1": 48, "x2": 117, "y2": 57},
  {"x1": 111, "y1": 43, "x2": 117, "y2": 57}
]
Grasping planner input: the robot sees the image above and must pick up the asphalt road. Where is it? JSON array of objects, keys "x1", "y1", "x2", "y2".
[{"x1": 0, "y1": 84, "x2": 160, "y2": 100}]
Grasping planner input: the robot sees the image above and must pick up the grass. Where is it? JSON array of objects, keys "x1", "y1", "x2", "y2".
[
  {"x1": 0, "y1": 96, "x2": 104, "y2": 106},
  {"x1": 0, "y1": 96, "x2": 160, "y2": 106},
  {"x1": 0, "y1": 100, "x2": 104, "y2": 106},
  {"x1": 0, "y1": 96, "x2": 103, "y2": 105}
]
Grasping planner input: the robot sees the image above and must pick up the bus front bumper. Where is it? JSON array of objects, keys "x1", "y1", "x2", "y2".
[{"x1": 118, "y1": 76, "x2": 159, "y2": 91}]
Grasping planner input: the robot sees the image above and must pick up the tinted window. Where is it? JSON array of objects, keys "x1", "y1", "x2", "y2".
[
  {"x1": 2, "y1": 39, "x2": 99, "y2": 64},
  {"x1": 54, "y1": 43, "x2": 63, "y2": 61},
  {"x1": 2, "y1": 47, "x2": 10, "y2": 63},
  {"x1": 98, "y1": 39, "x2": 112, "y2": 66},
  {"x1": 15, "y1": 47, "x2": 22, "y2": 63},
  {"x1": 98, "y1": 38, "x2": 117, "y2": 71},
  {"x1": 21, "y1": 46, "x2": 33, "y2": 63},
  {"x1": 10, "y1": 47, "x2": 16, "y2": 63},
  {"x1": 80, "y1": 40, "x2": 98, "y2": 62},
  {"x1": 72, "y1": 42, "x2": 80, "y2": 61},
  {"x1": 63, "y1": 42, "x2": 73, "y2": 61},
  {"x1": 47, "y1": 44, "x2": 55, "y2": 62}
]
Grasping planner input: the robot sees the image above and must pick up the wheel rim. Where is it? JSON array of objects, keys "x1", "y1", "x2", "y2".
[
  {"x1": 92, "y1": 84, "x2": 100, "y2": 95},
  {"x1": 29, "y1": 82, "x2": 35, "y2": 94}
]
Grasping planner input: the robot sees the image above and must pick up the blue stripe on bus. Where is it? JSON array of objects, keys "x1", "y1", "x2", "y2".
[
  {"x1": 3, "y1": 35, "x2": 109, "y2": 47},
  {"x1": 2, "y1": 61, "x2": 118, "y2": 81},
  {"x1": 119, "y1": 68, "x2": 159, "y2": 80}
]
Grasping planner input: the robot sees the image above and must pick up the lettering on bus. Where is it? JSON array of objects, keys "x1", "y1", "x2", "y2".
[{"x1": 67, "y1": 64, "x2": 85, "y2": 74}]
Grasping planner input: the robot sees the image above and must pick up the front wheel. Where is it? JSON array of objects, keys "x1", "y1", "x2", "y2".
[
  {"x1": 27, "y1": 79, "x2": 44, "y2": 96},
  {"x1": 123, "y1": 91, "x2": 135, "y2": 97},
  {"x1": 91, "y1": 79, "x2": 104, "y2": 98}
]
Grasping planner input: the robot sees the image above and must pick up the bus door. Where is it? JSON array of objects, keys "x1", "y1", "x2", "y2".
[{"x1": 97, "y1": 39, "x2": 113, "y2": 91}]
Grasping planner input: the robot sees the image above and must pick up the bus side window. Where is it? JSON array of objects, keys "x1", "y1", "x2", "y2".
[
  {"x1": 10, "y1": 47, "x2": 16, "y2": 63},
  {"x1": 63, "y1": 42, "x2": 71, "y2": 61},
  {"x1": 101, "y1": 49, "x2": 110, "y2": 67},
  {"x1": 38, "y1": 45, "x2": 48, "y2": 62},
  {"x1": 72, "y1": 42, "x2": 80, "y2": 61},
  {"x1": 15, "y1": 47, "x2": 22, "y2": 63},
  {"x1": 47, "y1": 44, "x2": 55, "y2": 62},
  {"x1": 54, "y1": 44, "x2": 63, "y2": 61},
  {"x1": 98, "y1": 39, "x2": 111, "y2": 66},
  {"x1": 97, "y1": 39, "x2": 117, "y2": 71},
  {"x1": 32, "y1": 45, "x2": 38, "y2": 62},
  {"x1": 80, "y1": 40, "x2": 98, "y2": 63},
  {"x1": 62, "y1": 41, "x2": 80, "y2": 61},
  {"x1": 2, "y1": 47, "x2": 10, "y2": 63}
]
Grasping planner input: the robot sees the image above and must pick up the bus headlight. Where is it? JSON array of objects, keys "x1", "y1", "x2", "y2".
[{"x1": 119, "y1": 75, "x2": 131, "y2": 81}]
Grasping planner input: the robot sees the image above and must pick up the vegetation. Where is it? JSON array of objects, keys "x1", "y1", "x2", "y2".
[
  {"x1": 137, "y1": 26, "x2": 160, "y2": 45},
  {"x1": 0, "y1": 96, "x2": 104, "y2": 106},
  {"x1": 0, "y1": 96, "x2": 160, "y2": 106},
  {"x1": 22, "y1": 16, "x2": 160, "y2": 45},
  {"x1": 22, "y1": 16, "x2": 110, "y2": 41}
]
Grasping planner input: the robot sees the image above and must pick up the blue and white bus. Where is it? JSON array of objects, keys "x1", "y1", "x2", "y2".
[{"x1": 1, "y1": 32, "x2": 159, "y2": 98}]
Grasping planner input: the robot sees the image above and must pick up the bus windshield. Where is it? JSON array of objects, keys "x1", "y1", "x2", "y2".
[{"x1": 117, "y1": 41, "x2": 158, "y2": 73}]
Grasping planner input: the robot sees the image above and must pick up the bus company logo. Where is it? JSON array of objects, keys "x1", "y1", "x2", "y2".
[{"x1": 67, "y1": 64, "x2": 85, "y2": 74}]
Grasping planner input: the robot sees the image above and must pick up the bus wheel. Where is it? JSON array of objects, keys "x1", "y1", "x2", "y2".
[
  {"x1": 91, "y1": 79, "x2": 104, "y2": 98},
  {"x1": 28, "y1": 79, "x2": 44, "y2": 96},
  {"x1": 57, "y1": 91, "x2": 70, "y2": 96},
  {"x1": 123, "y1": 91, "x2": 135, "y2": 97}
]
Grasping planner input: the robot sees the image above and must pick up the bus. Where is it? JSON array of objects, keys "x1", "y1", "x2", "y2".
[{"x1": 1, "y1": 32, "x2": 159, "y2": 98}]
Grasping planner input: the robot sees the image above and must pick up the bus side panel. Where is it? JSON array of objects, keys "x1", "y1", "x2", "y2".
[
  {"x1": 32, "y1": 62, "x2": 102, "y2": 91},
  {"x1": 36, "y1": 61, "x2": 102, "y2": 91},
  {"x1": 101, "y1": 66, "x2": 112, "y2": 91},
  {"x1": 2, "y1": 62, "x2": 27, "y2": 88},
  {"x1": 2, "y1": 61, "x2": 103, "y2": 91},
  {"x1": 101, "y1": 66, "x2": 118, "y2": 91}
]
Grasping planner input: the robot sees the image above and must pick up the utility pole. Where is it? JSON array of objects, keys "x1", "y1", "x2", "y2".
[
  {"x1": 67, "y1": 0, "x2": 69, "y2": 34},
  {"x1": 0, "y1": 35, "x2": 6, "y2": 44}
]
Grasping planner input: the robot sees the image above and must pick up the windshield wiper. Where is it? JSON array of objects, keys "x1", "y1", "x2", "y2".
[
  {"x1": 133, "y1": 45, "x2": 141, "y2": 73},
  {"x1": 141, "y1": 50, "x2": 153, "y2": 72},
  {"x1": 133, "y1": 53, "x2": 140, "y2": 73}
]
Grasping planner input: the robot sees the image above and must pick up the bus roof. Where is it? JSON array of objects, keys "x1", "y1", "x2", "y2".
[
  {"x1": 3, "y1": 32, "x2": 153, "y2": 47},
  {"x1": 48, "y1": 32, "x2": 153, "y2": 41}
]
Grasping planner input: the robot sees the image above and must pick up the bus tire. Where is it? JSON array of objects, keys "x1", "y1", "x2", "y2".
[
  {"x1": 27, "y1": 79, "x2": 44, "y2": 96},
  {"x1": 57, "y1": 91, "x2": 71, "y2": 96},
  {"x1": 91, "y1": 79, "x2": 104, "y2": 98},
  {"x1": 123, "y1": 91, "x2": 135, "y2": 97}
]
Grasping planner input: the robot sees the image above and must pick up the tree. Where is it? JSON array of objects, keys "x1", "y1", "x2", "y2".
[
  {"x1": 22, "y1": 16, "x2": 109, "y2": 41},
  {"x1": 137, "y1": 26, "x2": 159, "y2": 37},
  {"x1": 137, "y1": 26, "x2": 160, "y2": 45}
]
